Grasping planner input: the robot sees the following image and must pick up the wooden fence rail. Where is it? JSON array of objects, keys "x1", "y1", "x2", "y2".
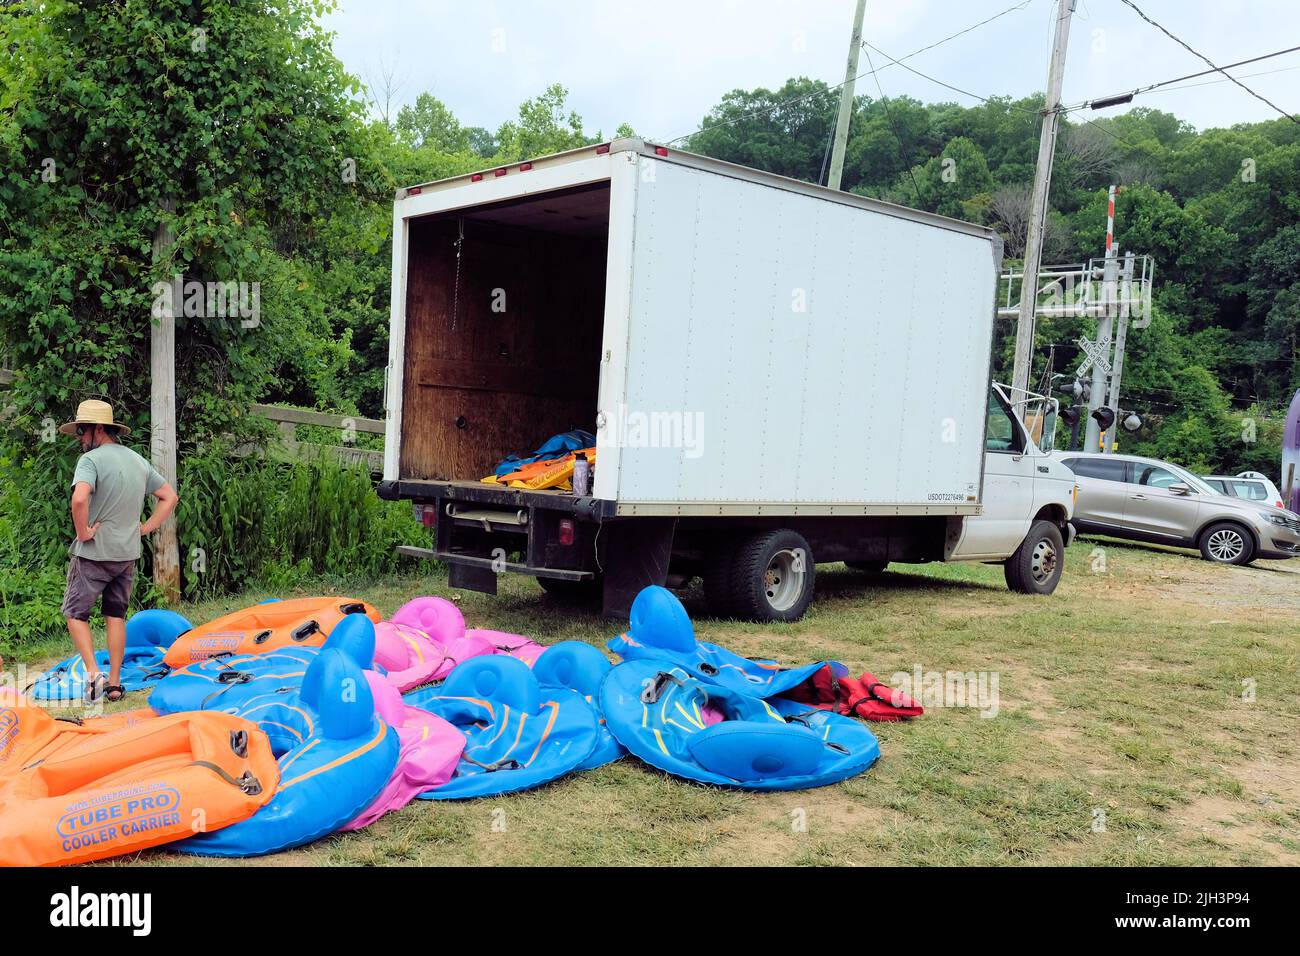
[{"x1": 245, "y1": 403, "x2": 385, "y2": 474}]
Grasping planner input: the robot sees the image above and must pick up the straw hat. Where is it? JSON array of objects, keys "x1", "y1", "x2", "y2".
[{"x1": 59, "y1": 399, "x2": 131, "y2": 437}]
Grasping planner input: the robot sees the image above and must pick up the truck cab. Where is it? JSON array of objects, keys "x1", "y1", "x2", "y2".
[{"x1": 946, "y1": 383, "x2": 1077, "y2": 593}]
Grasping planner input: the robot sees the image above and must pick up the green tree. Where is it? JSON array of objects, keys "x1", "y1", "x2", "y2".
[
  {"x1": 685, "y1": 78, "x2": 841, "y2": 184},
  {"x1": 395, "y1": 92, "x2": 472, "y2": 153},
  {"x1": 915, "y1": 136, "x2": 994, "y2": 219},
  {"x1": 494, "y1": 83, "x2": 595, "y2": 160},
  {"x1": 0, "y1": 0, "x2": 371, "y2": 565}
]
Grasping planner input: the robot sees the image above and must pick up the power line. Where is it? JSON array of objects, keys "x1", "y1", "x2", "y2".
[
  {"x1": 860, "y1": 42, "x2": 926, "y2": 206},
  {"x1": 1137, "y1": 64, "x2": 1300, "y2": 98},
  {"x1": 1074, "y1": 115, "x2": 1145, "y2": 152},
  {"x1": 1065, "y1": 44, "x2": 1300, "y2": 112},
  {"x1": 1117, "y1": 0, "x2": 1300, "y2": 126},
  {"x1": 889, "y1": 0, "x2": 1037, "y2": 66},
  {"x1": 860, "y1": 40, "x2": 1040, "y2": 112},
  {"x1": 663, "y1": 0, "x2": 1040, "y2": 146}
]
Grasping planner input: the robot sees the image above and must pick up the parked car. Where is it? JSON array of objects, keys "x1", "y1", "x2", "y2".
[
  {"x1": 1201, "y1": 472, "x2": 1285, "y2": 510},
  {"x1": 1051, "y1": 451, "x2": 1300, "y2": 564}
]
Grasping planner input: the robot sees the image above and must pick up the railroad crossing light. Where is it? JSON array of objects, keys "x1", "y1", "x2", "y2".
[
  {"x1": 1060, "y1": 406, "x2": 1081, "y2": 427},
  {"x1": 1091, "y1": 407, "x2": 1116, "y2": 431},
  {"x1": 1058, "y1": 380, "x2": 1090, "y2": 402},
  {"x1": 1121, "y1": 413, "x2": 1143, "y2": 433}
]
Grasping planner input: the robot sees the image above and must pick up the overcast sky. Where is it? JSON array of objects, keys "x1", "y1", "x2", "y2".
[{"x1": 322, "y1": 1, "x2": 1300, "y2": 140}]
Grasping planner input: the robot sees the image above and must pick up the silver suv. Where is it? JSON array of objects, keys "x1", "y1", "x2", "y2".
[{"x1": 1051, "y1": 452, "x2": 1300, "y2": 564}]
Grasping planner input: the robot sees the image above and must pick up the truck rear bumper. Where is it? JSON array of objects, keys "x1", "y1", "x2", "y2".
[
  {"x1": 378, "y1": 478, "x2": 617, "y2": 519},
  {"x1": 395, "y1": 545, "x2": 595, "y2": 581}
]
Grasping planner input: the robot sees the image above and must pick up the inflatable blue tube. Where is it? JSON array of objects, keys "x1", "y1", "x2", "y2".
[
  {"x1": 607, "y1": 587, "x2": 845, "y2": 697},
  {"x1": 404, "y1": 655, "x2": 600, "y2": 799},
  {"x1": 600, "y1": 659, "x2": 880, "y2": 791},
  {"x1": 177, "y1": 646, "x2": 399, "y2": 857},
  {"x1": 532, "y1": 641, "x2": 626, "y2": 771},
  {"x1": 29, "y1": 609, "x2": 192, "y2": 701},
  {"x1": 148, "y1": 613, "x2": 377, "y2": 716}
]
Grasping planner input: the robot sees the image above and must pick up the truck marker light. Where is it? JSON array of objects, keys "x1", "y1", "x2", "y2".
[
  {"x1": 558, "y1": 519, "x2": 576, "y2": 546},
  {"x1": 654, "y1": 146, "x2": 668, "y2": 157},
  {"x1": 407, "y1": 186, "x2": 422, "y2": 196},
  {"x1": 519, "y1": 162, "x2": 533, "y2": 172},
  {"x1": 470, "y1": 173, "x2": 484, "y2": 182},
  {"x1": 595, "y1": 144, "x2": 610, "y2": 154},
  {"x1": 494, "y1": 168, "x2": 507, "y2": 177}
]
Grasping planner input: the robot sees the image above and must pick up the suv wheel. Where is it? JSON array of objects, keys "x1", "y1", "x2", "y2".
[{"x1": 1198, "y1": 522, "x2": 1255, "y2": 565}]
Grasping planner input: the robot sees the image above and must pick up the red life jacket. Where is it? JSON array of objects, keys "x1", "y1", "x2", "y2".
[{"x1": 783, "y1": 666, "x2": 923, "y2": 722}]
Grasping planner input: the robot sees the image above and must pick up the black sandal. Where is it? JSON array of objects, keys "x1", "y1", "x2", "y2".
[
  {"x1": 105, "y1": 684, "x2": 126, "y2": 703},
  {"x1": 83, "y1": 673, "x2": 107, "y2": 704}
]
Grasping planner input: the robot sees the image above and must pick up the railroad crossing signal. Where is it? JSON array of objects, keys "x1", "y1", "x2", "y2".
[{"x1": 1075, "y1": 335, "x2": 1112, "y2": 379}]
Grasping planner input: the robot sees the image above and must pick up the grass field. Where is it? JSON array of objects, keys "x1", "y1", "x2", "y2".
[{"x1": 22, "y1": 537, "x2": 1300, "y2": 866}]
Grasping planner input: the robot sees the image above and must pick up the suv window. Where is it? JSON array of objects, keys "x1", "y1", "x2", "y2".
[
  {"x1": 1232, "y1": 480, "x2": 1267, "y2": 501},
  {"x1": 1064, "y1": 457, "x2": 1128, "y2": 482},
  {"x1": 1204, "y1": 478, "x2": 1228, "y2": 493},
  {"x1": 985, "y1": 389, "x2": 1025, "y2": 454},
  {"x1": 1133, "y1": 464, "x2": 1181, "y2": 489}
]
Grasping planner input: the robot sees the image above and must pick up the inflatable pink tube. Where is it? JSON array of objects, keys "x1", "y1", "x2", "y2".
[
  {"x1": 373, "y1": 621, "x2": 440, "y2": 690},
  {"x1": 468, "y1": 629, "x2": 545, "y2": 666},
  {"x1": 343, "y1": 672, "x2": 465, "y2": 831},
  {"x1": 375, "y1": 598, "x2": 546, "y2": 690}
]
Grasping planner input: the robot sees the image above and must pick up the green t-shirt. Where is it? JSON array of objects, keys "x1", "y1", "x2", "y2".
[{"x1": 69, "y1": 442, "x2": 167, "y2": 562}]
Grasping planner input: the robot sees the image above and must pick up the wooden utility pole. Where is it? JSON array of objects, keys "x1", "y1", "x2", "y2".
[
  {"x1": 150, "y1": 200, "x2": 181, "y2": 604},
  {"x1": 1011, "y1": 0, "x2": 1077, "y2": 397},
  {"x1": 827, "y1": 0, "x2": 868, "y2": 191}
]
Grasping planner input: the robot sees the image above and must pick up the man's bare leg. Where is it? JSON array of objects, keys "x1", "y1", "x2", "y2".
[
  {"x1": 105, "y1": 616, "x2": 126, "y2": 687},
  {"x1": 66, "y1": 617, "x2": 99, "y2": 674}
]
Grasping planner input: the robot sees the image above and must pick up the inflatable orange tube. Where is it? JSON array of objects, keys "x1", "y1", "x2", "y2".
[
  {"x1": 1, "y1": 703, "x2": 157, "y2": 783},
  {"x1": 0, "y1": 710, "x2": 277, "y2": 866},
  {"x1": 163, "y1": 597, "x2": 380, "y2": 668}
]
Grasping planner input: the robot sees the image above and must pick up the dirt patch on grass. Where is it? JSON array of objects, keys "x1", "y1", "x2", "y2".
[{"x1": 1173, "y1": 753, "x2": 1300, "y2": 865}]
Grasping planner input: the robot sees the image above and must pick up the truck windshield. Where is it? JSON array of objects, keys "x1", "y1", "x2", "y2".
[
  {"x1": 1022, "y1": 397, "x2": 1058, "y2": 453},
  {"x1": 992, "y1": 384, "x2": 1059, "y2": 453}
]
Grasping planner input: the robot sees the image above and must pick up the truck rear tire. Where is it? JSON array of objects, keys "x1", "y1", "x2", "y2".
[
  {"x1": 727, "y1": 530, "x2": 815, "y2": 622},
  {"x1": 1004, "y1": 520, "x2": 1064, "y2": 595},
  {"x1": 845, "y1": 560, "x2": 888, "y2": 574},
  {"x1": 536, "y1": 576, "x2": 603, "y2": 604}
]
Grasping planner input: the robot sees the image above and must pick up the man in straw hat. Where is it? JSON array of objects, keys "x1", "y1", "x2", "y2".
[{"x1": 60, "y1": 399, "x2": 179, "y2": 703}]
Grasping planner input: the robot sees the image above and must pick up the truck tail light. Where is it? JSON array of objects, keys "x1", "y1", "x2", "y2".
[
  {"x1": 558, "y1": 518, "x2": 576, "y2": 546},
  {"x1": 413, "y1": 503, "x2": 436, "y2": 528}
]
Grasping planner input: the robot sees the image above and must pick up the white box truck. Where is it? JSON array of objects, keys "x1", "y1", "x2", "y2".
[{"x1": 378, "y1": 138, "x2": 1077, "y2": 619}]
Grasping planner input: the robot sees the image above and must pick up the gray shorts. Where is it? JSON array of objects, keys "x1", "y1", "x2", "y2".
[{"x1": 61, "y1": 556, "x2": 135, "y2": 621}]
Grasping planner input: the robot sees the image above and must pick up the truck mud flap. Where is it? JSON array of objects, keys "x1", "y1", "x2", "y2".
[
  {"x1": 599, "y1": 518, "x2": 677, "y2": 617},
  {"x1": 449, "y1": 562, "x2": 498, "y2": 594}
]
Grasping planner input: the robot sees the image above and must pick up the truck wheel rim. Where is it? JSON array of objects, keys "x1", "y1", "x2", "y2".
[
  {"x1": 1030, "y1": 539, "x2": 1057, "y2": 584},
  {"x1": 1208, "y1": 530, "x2": 1244, "y2": 561},
  {"x1": 763, "y1": 549, "x2": 805, "y2": 612}
]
